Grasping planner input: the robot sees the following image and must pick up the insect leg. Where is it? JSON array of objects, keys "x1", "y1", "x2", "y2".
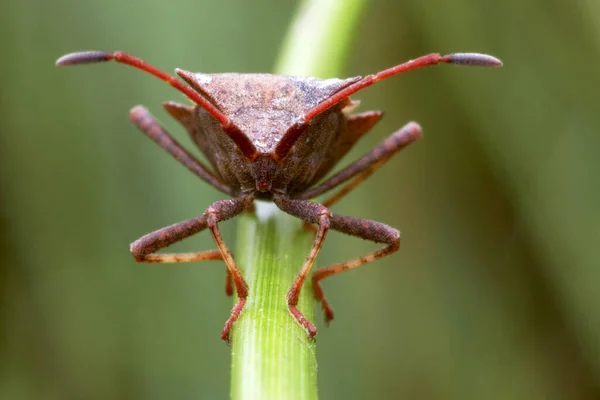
[
  {"x1": 312, "y1": 214, "x2": 400, "y2": 324},
  {"x1": 321, "y1": 157, "x2": 388, "y2": 208},
  {"x1": 130, "y1": 194, "x2": 254, "y2": 343},
  {"x1": 298, "y1": 121, "x2": 422, "y2": 202},
  {"x1": 129, "y1": 106, "x2": 235, "y2": 196},
  {"x1": 130, "y1": 215, "x2": 221, "y2": 263},
  {"x1": 204, "y1": 195, "x2": 255, "y2": 343},
  {"x1": 301, "y1": 157, "x2": 391, "y2": 233},
  {"x1": 273, "y1": 194, "x2": 332, "y2": 338}
]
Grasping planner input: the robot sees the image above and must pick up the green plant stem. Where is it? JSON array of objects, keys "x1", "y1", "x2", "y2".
[
  {"x1": 275, "y1": 0, "x2": 368, "y2": 78},
  {"x1": 230, "y1": 0, "x2": 368, "y2": 399},
  {"x1": 230, "y1": 207, "x2": 317, "y2": 400}
]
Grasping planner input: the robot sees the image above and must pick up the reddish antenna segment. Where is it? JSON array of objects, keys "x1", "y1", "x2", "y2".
[
  {"x1": 56, "y1": 51, "x2": 258, "y2": 159},
  {"x1": 274, "y1": 52, "x2": 501, "y2": 159},
  {"x1": 305, "y1": 52, "x2": 501, "y2": 122}
]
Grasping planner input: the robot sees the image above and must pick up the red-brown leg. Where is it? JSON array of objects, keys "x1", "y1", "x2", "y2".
[
  {"x1": 130, "y1": 195, "x2": 254, "y2": 343},
  {"x1": 130, "y1": 215, "x2": 222, "y2": 263},
  {"x1": 302, "y1": 158, "x2": 389, "y2": 233},
  {"x1": 301, "y1": 122, "x2": 420, "y2": 233},
  {"x1": 130, "y1": 215, "x2": 232, "y2": 295},
  {"x1": 129, "y1": 106, "x2": 234, "y2": 196},
  {"x1": 321, "y1": 157, "x2": 388, "y2": 208},
  {"x1": 273, "y1": 194, "x2": 331, "y2": 338},
  {"x1": 204, "y1": 196, "x2": 255, "y2": 343},
  {"x1": 298, "y1": 121, "x2": 422, "y2": 201},
  {"x1": 313, "y1": 214, "x2": 400, "y2": 324},
  {"x1": 225, "y1": 270, "x2": 234, "y2": 297}
]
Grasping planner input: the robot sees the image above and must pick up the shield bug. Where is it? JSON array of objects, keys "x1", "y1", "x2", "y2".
[{"x1": 56, "y1": 50, "x2": 502, "y2": 343}]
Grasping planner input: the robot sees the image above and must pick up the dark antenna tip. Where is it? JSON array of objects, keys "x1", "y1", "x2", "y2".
[
  {"x1": 55, "y1": 51, "x2": 113, "y2": 66},
  {"x1": 447, "y1": 53, "x2": 503, "y2": 67}
]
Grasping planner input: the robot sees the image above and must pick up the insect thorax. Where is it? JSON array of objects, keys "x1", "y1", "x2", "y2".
[
  {"x1": 189, "y1": 105, "x2": 346, "y2": 195},
  {"x1": 171, "y1": 72, "x2": 362, "y2": 195}
]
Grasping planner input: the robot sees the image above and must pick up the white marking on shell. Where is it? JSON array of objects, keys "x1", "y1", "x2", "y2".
[
  {"x1": 288, "y1": 76, "x2": 345, "y2": 90},
  {"x1": 254, "y1": 139, "x2": 268, "y2": 150},
  {"x1": 272, "y1": 95, "x2": 289, "y2": 107},
  {"x1": 315, "y1": 77, "x2": 345, "y2": 89},
  {"x1": 194, "y1": 74, "x2": 213, "y2": 84}
]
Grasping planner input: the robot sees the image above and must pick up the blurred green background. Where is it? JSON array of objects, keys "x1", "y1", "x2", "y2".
[{"x1": 1, "y1": 0, "x2": 600, "y2": 399}]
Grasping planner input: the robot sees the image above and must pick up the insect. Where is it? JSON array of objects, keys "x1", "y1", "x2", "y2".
[{"x1": 56, "y1": 50, "x2": 501, "y2": 343}]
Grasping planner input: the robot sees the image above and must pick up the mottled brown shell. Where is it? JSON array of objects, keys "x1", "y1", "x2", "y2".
[{"x1": 165, "y1": 71, "x2": 383, "y2": 195}]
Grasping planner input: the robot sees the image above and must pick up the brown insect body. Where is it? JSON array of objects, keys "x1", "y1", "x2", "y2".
[
  {"x1": 168, "y1": 72, "x2": 372, "y2": 198},
  {"x1": 56, "y1": 50, "x2": 501, "y2": 343}
]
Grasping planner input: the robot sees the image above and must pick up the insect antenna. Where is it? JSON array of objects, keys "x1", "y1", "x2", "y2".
[
  {"x1": 275, "y1": 52, "x2": 501, "y2": 159},
  {"x1": 304, "y1": 53, "x2": 501, "y2": 122},
  {"x1": 56, "y1": 51, "x2": 257, "y2": 159}
]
